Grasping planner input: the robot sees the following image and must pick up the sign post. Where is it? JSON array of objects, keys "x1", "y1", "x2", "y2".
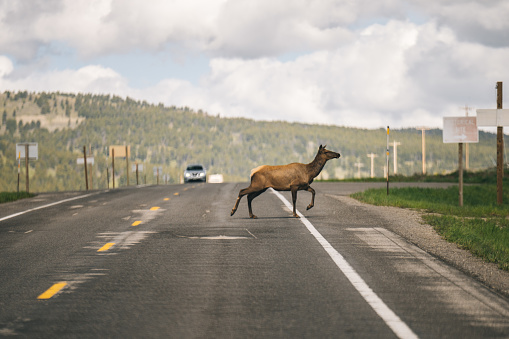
[
  {"x1": 126, "y1": 145, "x2": 129, "y2": 186},
  {"x1": 77, "y1": 149, "x2": 94, "y2": 191},
  {"x1": 83, "y1": 146, "x2": 88, "y2": 190},
  {"x1": 443, "y1": 116, "x2": 479, "y2": 206},
  {"x1": 109, "y1": 145, "x2": 131, "y2": 189},
  {"x1": 153, "y1": 166, "x2": 162, "y2": 185},
  {"x1": 476, "y1": 82, "x2": 507, "y2": 205},
  {"x1": 112, "y1": 148, "x2": 115, "y2": 189},
  {"x1": 17, "y1": 152, "x2": 20, "y2": 193},
  {"x1": 132, "y1": 163, "x2": 144, "y2": 185},
  {"x1": 16, "y1": 143, "x2": 38, "y2": 193}
]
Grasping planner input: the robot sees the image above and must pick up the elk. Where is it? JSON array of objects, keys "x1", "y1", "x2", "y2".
[{"x1": 230, "y1": 145, "x2": 340, "y2": 218}]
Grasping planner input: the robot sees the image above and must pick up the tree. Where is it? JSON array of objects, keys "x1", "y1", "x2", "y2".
[{"x1": 6, "y1": 119, "x2": 16, "y2": 134}]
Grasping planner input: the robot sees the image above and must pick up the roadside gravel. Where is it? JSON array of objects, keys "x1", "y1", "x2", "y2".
[{"x1": 317, "y1": 182, "x2": 509, "y2": 299}]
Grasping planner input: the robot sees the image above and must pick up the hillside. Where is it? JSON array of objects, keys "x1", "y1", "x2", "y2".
[{"x1": 0, "y1": 90, "x2": 501, "y2": 192}]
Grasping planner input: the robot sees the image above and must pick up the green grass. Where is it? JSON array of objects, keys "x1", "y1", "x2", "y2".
[
  {"x1": 352, "y1": 185, "x2": 509, "y2": 271},
  {"x1": 323, "y1": 167, "x2": 509, "y2": 185},
  {"x1": 0, "y1": 191, "x2": 35, "y2": 204}
]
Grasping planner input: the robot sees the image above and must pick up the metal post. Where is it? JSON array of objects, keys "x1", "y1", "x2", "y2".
[
  {"x1": 25, "y1": 144, "x2": 29, "y2": 193},
  {"x1": 83, "y1": 146, "x2": 89, "y2": 191},
  {"x1": 459, "y1": 143, "x2": 463, "y2": 207},
  {"x1": 107, "y1": 167, "x2": 109, "y2": 189},
  {"x1": 497, "y1": 81, "x2": 503, "y2": 205}
]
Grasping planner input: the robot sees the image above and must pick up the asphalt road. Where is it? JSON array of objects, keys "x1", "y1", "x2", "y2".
[{"x1": 1, "y1": 182, "x2": 508, "y2": 338}]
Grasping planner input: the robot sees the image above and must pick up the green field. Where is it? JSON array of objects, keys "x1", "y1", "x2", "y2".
[
  {"x1": 0, "y1": 191, "x2": 35, "y2": 204},
  {"x1": 351, "y1": 185, "x2": 509, "y2": 271}
]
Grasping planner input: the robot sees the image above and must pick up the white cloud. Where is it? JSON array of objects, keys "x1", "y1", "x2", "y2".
[
  {"x1": 1, "y1": 1, "x2": 509, "y2": 129},
  {"x1": 0, "y1": 56, "x2": 13, "y2": 77}
]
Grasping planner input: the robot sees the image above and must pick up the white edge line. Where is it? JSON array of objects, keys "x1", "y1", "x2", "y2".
[
  {"x1": 270, "y1": 188, "x2": 418, "y2": 339},
  {"x1": 0, "y1": 193, "x2": 97, "y2": 222}
]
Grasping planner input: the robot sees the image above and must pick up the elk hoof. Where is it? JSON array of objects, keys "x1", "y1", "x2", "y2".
[
  {"x1": 306, "y1": 204, "x2": 313, "y2": 210},
  {"x1": 250, "y1": 214, "x2": 258, "y2": 219},
  {"x1": 230, "y1": 209, "x2": 236, "y2": 216},
  {"x1": 293, "y1": 213, "x2": 300, "y2": 218}
]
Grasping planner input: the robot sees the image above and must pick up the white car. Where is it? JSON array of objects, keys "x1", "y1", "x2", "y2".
[{"x1": 184, "y1": 164, "x2": 206, "y2": 183}]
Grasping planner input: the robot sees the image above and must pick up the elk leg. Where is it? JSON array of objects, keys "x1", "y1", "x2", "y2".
[
  {"x1": 231, "y1": 186, "x2": 259, "y2": 217},
  {"x1": 306, "y1": 186, "x2": 316, "y2": 210},
  {"x1": 291, "y1": 186, "x2": 299, "y2": 218},
  {"x1": 247, "y1": 190, "x2": 265, "y2": 219},
  {"x1": 231, "y1": 187, "x2": 251, "y2": 216}
]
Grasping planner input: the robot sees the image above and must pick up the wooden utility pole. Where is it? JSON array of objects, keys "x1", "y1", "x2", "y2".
[
  {"x1": 417, "y1": 127, "x2": 430, "y2": 174},
  {"x1": 497, "y1": 82, "x2": 503, "y2": 205},
  {"x1": 83, "y1": 146, "x2": 89, "y2": 191},
  {"x1": 367, "y1": 153, "x2": 378, "y2": 178}
]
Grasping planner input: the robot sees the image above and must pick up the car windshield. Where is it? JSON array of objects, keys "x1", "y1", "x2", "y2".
[{"x1": 186, "y1": 165, "x2": 203, "y2": 171}]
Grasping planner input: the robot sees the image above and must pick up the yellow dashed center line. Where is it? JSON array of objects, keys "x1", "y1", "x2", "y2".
[
  {"x1": 150, "y1": 206, "x2": 160, "y2": 211},
  {"x1": 131, "y1": 220, "x2": 142, "y2": 226},
  {"x1": 164, "y1": 198, "x2": 170, "y2": 201},
  {"x1": 38, "y1": 282, "x2": 67, "y2": 300},
  {"x1": 98, "y1": 242, "x2": 115, "y2": 252},
  {"x1": 174, "y1": 192, "x2": 179, "y2": 196}
]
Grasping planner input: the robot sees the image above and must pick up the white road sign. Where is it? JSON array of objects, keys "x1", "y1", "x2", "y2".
[
  {"x1": 443, "y1": 117, "x2": 479, "y2": 143},
  {"x1": 77, "y1": 157, "x2": 94, "y2": 165},
  {"x1": 16, "y1": 143, "x2": 38, "y2": 160},
  {"x1": 132, "y1": 164, "x2": 144, "y2": 172},
  {"x1": 476, "y1": 109, "x2": 509, "y2": 127}
]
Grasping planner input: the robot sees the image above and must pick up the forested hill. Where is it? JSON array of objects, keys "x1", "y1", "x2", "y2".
[{"x1": 0, "y1": 91, "x2": 500, "y2": 192}]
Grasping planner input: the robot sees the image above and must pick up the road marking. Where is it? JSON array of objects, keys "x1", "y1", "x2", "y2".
[
  {"x1": 174, "y1": 192, "x2": 179, "y2": 196},
  {"x1": 164, "y1": 198, "x2": 170, "y2": 201},
  {"x1": 0, "y1": 193, "x2": 96, "y2": 222},
  {"x1": 270, "y1": 189, "x2": 418, "y2": 339},
  {"x1": 150, "y1": 206, "x2": 160, "y2": 211},
  {"x1": 131, "y1": 220, "x2": 142, "y2": 226},
  {"x1": 97, "y1": 242, "x2": 115, "y2": 252},
  {"x1": 37, "y1": 282, "x2": 67, "y2": 299}
]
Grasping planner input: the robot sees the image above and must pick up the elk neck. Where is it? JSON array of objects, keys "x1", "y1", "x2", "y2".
[{"x1": 307, "y1": 152, "x2": 328, "y2": 179}]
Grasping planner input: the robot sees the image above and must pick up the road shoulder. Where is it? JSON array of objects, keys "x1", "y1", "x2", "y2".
[{"x1": 327, "y1": 194, "x2": 509, "y2": 299}]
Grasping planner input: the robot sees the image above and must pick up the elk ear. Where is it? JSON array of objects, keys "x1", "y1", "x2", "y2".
[{"x1": 319, "y1": 144, "x2": 323, "y2": 150}]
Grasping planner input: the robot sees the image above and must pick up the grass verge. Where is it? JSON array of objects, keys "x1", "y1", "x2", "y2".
[
  {"x1": 0, "y1": 192, "x2": 35, "y2": 204},
  {"x1": 351, "y1": 185, "x2": 509, "y2": 271}
]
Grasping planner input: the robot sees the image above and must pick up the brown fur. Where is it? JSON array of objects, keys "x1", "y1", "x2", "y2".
[{"x1": 230, "y1": 145, "x2": 340, "y2": 218}]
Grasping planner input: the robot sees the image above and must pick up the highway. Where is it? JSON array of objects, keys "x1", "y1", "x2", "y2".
[{"x1": 1, "y1": 182, "x2": 508, "y2": 338}]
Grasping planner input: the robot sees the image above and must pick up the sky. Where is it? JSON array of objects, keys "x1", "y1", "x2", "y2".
[{"x1": 1, "y1": 0, "x2": 508, "y2": 129}]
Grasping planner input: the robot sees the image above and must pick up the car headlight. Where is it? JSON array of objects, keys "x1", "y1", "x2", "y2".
[
  {"x1": 185, "y1": 173, "x2": 191, "y2": 178},
  {"x1": 199, "y1": 172, "x2": 205, "y2": 177}
]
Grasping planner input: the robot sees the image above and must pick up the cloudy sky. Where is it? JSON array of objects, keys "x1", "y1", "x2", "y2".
[{"x1": 1, "y1": 0, "x2": 508, "y2": 129}]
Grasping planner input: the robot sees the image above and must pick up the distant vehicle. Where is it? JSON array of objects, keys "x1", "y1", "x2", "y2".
[
  {"x1": 184, "y1": 164, "x2": 206, "y2": 183},
  {"x1": 208, "y1": 174, "x2": 224, "y2": 183}
]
